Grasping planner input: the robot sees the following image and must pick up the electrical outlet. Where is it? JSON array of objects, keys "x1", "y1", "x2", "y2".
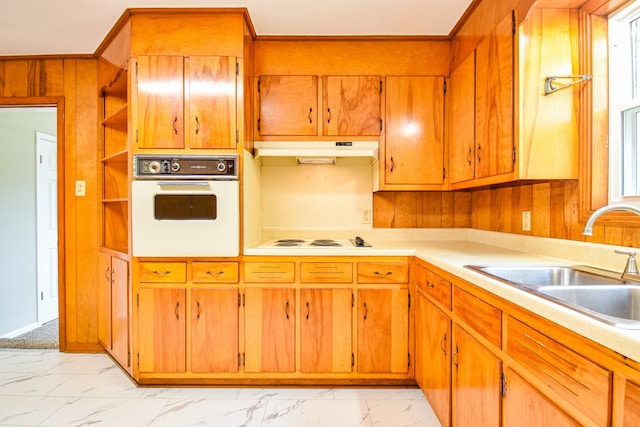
[
  {"x1": 362, "y1": 209, "x2": 371, "y2": 224},
  {"x1": 75, "y1": 180, "x2": 86, "y2": 197},
  {"x1": 522, "y1": 211, "x2": 531, "y2": 231}
]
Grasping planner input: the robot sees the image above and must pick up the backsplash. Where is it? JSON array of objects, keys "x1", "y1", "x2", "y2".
[
  {"x1": 260, "y1": 160, "x2": 375, "y2": 229},
  {"x1": 373, "y1": 180, "x2": 640, "y2": 248}
]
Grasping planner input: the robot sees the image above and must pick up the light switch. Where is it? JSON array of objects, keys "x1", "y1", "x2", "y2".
[{"x1": 75, "y1": 180, "x2": 86, "y2": 197}]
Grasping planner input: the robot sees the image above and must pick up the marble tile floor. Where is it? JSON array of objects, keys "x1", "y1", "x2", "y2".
[{"x1": 0, "y1": 349, "x2": 441, "y2": 427}]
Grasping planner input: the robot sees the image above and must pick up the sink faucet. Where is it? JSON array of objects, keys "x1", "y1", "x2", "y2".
[{"x1": 582, "y1": 204, "x2": 640, "y2": 236}]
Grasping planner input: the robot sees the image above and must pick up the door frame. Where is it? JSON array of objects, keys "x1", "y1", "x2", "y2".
[{"x1": 0, "y1": 97, "x2": 66, "y2": 351}]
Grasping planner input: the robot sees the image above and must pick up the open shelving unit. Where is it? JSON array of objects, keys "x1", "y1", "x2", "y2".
[{"x1": 100, "y1": 63, "x2": 130, "y2": 256}]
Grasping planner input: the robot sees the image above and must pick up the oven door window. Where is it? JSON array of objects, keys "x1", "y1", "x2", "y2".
[{"x1": 154, "y1": 194, "x2": 217, "y2": 220}]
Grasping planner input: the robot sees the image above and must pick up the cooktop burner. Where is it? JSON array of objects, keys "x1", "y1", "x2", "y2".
[
  {"x1": 258, "y1": 236, "x2": 372, "y2": 249},
  {"x1": 274, "y1": 239, "x2": 306, "y2": 247},
  {"x1": 309, "y1": 239, "x2": 342, "y2": 247}
]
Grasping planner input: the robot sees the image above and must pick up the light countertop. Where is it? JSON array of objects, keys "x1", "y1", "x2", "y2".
[{"x1": 245, "y1": 228, "x2": 640, "y2": 363}]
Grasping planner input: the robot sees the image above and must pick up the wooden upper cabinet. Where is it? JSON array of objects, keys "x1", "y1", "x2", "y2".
[
  {"x1": 258, "y1": 75, "x2": 318, "y2": 136},
  {"x1": 384, "y1": 75, "x2": 444, "y2": 187},
  {"x1": 475, "y1": 11, "x2": 514, "y2": 180},
  {"x1": 136, "y1": 56, "x2": 185, "y2": 149},
  {"x1": 448, "y1": 52, "x2": 476, "y2": 185},
  {"x1": 322, "y1": 76, "x2": 381, "y2": 136},
  {"x1": 136, "y1": 55, "x2": 237, "y2": 150},
  {"x1": 186, "y1": 56, "x2": 237, "y2": 149}
]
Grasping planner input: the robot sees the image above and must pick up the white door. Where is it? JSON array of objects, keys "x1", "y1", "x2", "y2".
[{"x1": 36, "y1": 131, "x2": 58, "y2": 324}]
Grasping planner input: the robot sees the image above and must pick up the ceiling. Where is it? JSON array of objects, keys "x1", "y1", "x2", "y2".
[{"x1": 1, "y1": 0, "x2": 473, "y2": 57}]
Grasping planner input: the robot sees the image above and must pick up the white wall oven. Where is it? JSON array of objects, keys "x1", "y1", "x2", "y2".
[{"x1": 132, "y1": 154, "x2": 239, "y2": 257}]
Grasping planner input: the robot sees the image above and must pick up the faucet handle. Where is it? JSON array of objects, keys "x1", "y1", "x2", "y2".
[{"x1": 615, "y1": 249, "x2": 639, "y2": 275}]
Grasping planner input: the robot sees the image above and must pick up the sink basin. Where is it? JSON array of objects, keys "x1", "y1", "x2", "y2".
[
  {"x1": 465, "y1": 265, "x2": 640, "y2": 329},
  {"x1": 465, "y1": 265, "x2": 626, "y2": 288},
  {"x1": 538, "y1": 285, "x2": 640, "y2": 328}
]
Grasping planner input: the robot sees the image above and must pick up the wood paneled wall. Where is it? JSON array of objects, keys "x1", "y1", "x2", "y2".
[
  {"x1": 373, "y1": 181, "x2": 640, "y2": 248},
  {"x1": 0, "y1": 58, "x2": 100, "y2": 352}
]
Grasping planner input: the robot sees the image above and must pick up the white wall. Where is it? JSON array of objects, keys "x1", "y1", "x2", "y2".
[
  {"x1": 0, "y1": 108, "x2": 56, "y2": 336},
  {"x1": 259, "y1": 159, "x2": 374, "y2": 230}
]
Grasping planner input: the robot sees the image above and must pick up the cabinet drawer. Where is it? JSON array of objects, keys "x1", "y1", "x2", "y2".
[
  {"x1": 138, "y1": 262, "x2": 186, "y2": 283},
  {"x1": 507, "y1": 317, "x2": 611, "y2": 427},
  {"x1": 244, "y1": 262, "x2": 295, "y2": 283},
  {"x1": 192, "y1": 262, "x2": 239, "y2": 283},
  {"x1": 453, "y1": 286, "x2": 501, "y2": 348},
  {"x1": 357, "y1": 262, "x2": 409, "y2": 284},
  {"x1": 301, "y1": 262, "x2": 353, "y2": 283},
  {"x1": 415, "y1": 265, "x2": 451, "y2": 309}
]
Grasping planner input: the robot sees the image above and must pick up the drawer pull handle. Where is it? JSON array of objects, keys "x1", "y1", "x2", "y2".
[
  {"x1": 175, "y1": 301, "x2": 180, "y2": 320},
  {"x1": 426, "y1": 280, "x2": 435, "y2": 289},
  {"x1": 173, "y1": 116, "x2": 179, "y2": 134},
  {"x1": 440, "y1": 333, "x2": 447, "y2": 356},
  {"x1": 196, "y1": 301, "x2": 201, "y2": 320},
  {"x1": 285, "y1": 300, "x2": 290, "y2": 319},
  {"x1": 477, "y1": 144, "x2": 482, "y2": 162},
  {"x1": 363, "y1": 302, "x2": 369, "y2": 320},
  {"x1": 327, "y1": 107, "x2": 331, "y2": 124},
  {"x1": 308, "y1": 107, "x2": 313, "y2": 124},
  {"x1": 453, "y1": 345, "x2": 459, "y2": 370},
  {"x1": 152, "y1": 270, "x2": 171, "y2": 276},
  {"x1": 390, "y1": 156, "x2": 395, "y2": 172},
  {"x1": 206, "y1": 270, "x2": 224, "y2": 277},
  {"x1": 466, "y1": 147, "x2": 473, "y2": 165},
  {"x1": 104, "y1": 267, "x2": 110, "y2": 281},
  {"x1": 374, "y1": 271, "x2": 392, "y2": 277},
  {"x1": 195, "y1": 116, "x2": 200, "y2": 135},
  {"x1": 306, "y1": 301, "x2": 310, "y2": 319}
]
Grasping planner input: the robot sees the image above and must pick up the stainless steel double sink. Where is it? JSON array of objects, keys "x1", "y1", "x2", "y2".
[{"x1": 465, "y1": 265, "x2": 640, "y2": 329}]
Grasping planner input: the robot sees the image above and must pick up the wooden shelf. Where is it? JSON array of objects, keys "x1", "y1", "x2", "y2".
[
  {"x1": 102, "y1": 105, "x2": 128, "y2": 129},
  {"x1": 102, "y1": 149, "x2": 128, "y2": 163}
]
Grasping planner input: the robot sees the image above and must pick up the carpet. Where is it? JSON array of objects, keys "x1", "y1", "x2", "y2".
[{"x1": 0, "y1": 318, "x2": 59, "y2": 349}]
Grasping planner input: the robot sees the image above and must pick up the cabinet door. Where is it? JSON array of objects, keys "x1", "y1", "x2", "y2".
[
  {"x1": 449, "y1": 52, "x2": 476, "y2": 185},
  {"x1": 505, "y1": 368, "x2": 579, "y2": 427},
  {"x1": 186, "y1": 56, "x2": 237, "y2": 149},
  {"x1": 258, "y1": 75, "x2": 318, "y2": 136},
  {"x1": 136, "y1": 56, "x2": 185, "y2": 149},
  {"x1": 138, "y1": 288, "x2": 186, "y2": 373},
  {"x1": 191, "y1": 288, "x2": 239, "y2": 373},
  {"x1": 452, "y1": 325, "x2": 501, "y2": 427},
  {"x1": 111, "y1": 257, "x2": 129, "y2": 368},
  {"x1": 323, "y1": 76, "x2": 381, "y2": 136},
  {"x1": 97, "y1": 253, "x2": 112, "y2": 350},
  {"x1": 356, "y1": 289, "x2": 408, "y2": 373},
  {"x1": 300, "y1": 288, "x2": 352, "y2": 373},
  {"x1": 415, "y1": 293, "x2": 451, "y2": 427},
  {"x1": 475, "y1": 11, "x2": 514, "y2": 179},
  {"x1": 623, "y1": 379, "x2": 640, "y2": 426},
  {"x1": 384, "y1": 76, "x2": 444, "y2": 186},
  {"x1": 244, "y1": 287, "x2": 295, "y2": 373}
]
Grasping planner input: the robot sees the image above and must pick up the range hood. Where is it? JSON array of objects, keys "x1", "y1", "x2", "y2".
[{"x1": 253, "y1": 141, "x2": 379, "y2": 165}]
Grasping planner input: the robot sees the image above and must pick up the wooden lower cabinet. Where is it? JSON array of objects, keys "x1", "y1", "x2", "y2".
[
  {"x1": 191, "y1": 288, "x2": 239, "y2": 373},
  {"x1": 357, "y1": 288, "x2": 409, "y2": 374},
  {"x1": 98, "y1": 252, "x2": 130, "y2": 369},
  {"x1": 300, "y1": 288, "x2": 352, "y2": 373},
  {"x1": 452, "y1": 324, "x2": 502, "y2": 427},
  {"x1": 623, "y1": 379, "x2": 640, "y2": 426},
  {"x1": 414, "y1": 291, "x2": 451, "y2": 427},
  {"x1": 505, "y1": 368, "x2": 579, "y2": 426},
  {"x1": 244, "y1": 287, "x2": 296, "y2": 373},
  {"x1": 138, "y1": 287, "x2": 186, "y2": 373}
]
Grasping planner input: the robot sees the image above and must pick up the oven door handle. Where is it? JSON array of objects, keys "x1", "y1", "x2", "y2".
[{"x1": 157, "y1": 181, "x2": 210, "y2": 187}]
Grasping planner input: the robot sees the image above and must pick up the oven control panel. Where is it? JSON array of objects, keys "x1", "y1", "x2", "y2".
[{"x1": 134, "y1": 155, "x2": 238, "y2": 179}]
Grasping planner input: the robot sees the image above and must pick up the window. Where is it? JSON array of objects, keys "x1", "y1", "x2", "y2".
[{"x1": 609, "y1": 1, "x2": 640, "y2": 204}]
